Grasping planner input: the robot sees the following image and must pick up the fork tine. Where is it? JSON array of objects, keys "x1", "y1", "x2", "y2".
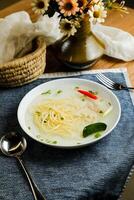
[
  {"x1": 97, "y1": 73, "x2": 115, "y2": 84},
  {"x1": 97, "y1": 74, "x2": 114, "y2": 87},
  {"x1": 96, "y1": 75, "x2": 114, "y2": 89},
  {"x1": 97, "y1": 78, "x2": 114, "y2": 89}
]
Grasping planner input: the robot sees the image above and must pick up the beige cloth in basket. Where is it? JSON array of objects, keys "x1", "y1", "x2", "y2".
[
  {"x1": 0, "y1": 11, "x2": 134, "y2": 64},
  {"x1": 0, "y1": 11, "x2": 62, "y2": 64}
]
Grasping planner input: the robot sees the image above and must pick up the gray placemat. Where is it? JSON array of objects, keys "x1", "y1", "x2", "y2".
[{"x1": 0, "y1": 69, "x2": 134, "y2": 200}]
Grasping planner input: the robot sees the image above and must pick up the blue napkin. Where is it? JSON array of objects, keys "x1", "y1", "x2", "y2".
[{"x1": 0, "y1": 70, "x2": 134, "y2": 200}]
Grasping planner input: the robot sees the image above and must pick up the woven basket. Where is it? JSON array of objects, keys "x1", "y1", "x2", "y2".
[{"x1": 0, "y1": 36, "x2": 46, "y2": 87}]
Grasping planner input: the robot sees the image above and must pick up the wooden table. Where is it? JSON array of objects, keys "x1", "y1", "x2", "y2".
[{"x1": 0, "y1": 0, "x2": 134, "y2": 84}]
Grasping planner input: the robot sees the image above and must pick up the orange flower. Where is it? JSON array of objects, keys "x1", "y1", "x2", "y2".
[{"x1": 59, "y1": 0, "x2": 79, "y2": 16}]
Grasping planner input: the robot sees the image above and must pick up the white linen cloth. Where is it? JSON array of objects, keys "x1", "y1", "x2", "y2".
[{"x1": 0, "y1": 11, "x2": 134, "y2": 64}]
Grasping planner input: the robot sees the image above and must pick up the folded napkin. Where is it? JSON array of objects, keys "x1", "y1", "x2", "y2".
[
  {"x1": 0, "y1": 68, "x2": 134, "y2": 200},
  {"x1": 0, "y1": 11, "x2": 134, "y2": 64},
  {"x1": 92, "y1": 24, "x2": 134, "y2": 62}
]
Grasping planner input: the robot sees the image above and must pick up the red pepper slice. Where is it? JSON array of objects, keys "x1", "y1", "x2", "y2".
[{"x1": 78, "y1": 89, "x2": 98, "y2": 100}]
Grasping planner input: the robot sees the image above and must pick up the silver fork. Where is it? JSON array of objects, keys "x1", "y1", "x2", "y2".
[{"x1": 96, "y1": 73, "x2": 134, "y2": 90}]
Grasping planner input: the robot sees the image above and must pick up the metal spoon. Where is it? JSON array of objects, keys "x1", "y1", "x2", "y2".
[{"x1": 0, "y1": 132, "x2": 46, "y2": 200}]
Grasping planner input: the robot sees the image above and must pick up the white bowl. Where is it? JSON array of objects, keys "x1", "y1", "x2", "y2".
[{"x1": 17, "y1": 78, "x2": 121, "y2": 148}]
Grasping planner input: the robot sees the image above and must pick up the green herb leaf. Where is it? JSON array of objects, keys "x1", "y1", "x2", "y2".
[
  {"x1": 41, "y1": 90, "x2": 51, "y2": 95},
  {"x1": 35, "y1": 111, "x2": 41, "y2": 116},
  {"x1": 88, "y1": 90, "x2": 98, "y2": 95},
  {"x1": 99, "y1": 110, "x2": 103, "y2": 114},
  {"x1": 56, "y1": 90, "x2": 62, "y2": 94},
  {"x1": 108, "y1": 102, "x2": 111, "y2": 106},
  {"x1": 52, "y1": 141, "x2": 57, "y2": 144},
  {"x1": 45, "y1": 139, "x2": 51, "y2": 143},
  {"x1": 83, "y1": 122, "x2": 107, "y2": 138},
  {"x1": 94, "y1": 132, "x2": 101, "y2": 138}
]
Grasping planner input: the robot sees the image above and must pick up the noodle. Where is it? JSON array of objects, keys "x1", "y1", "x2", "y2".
[{"x1": 32, "y1": 97, "x2": 101, "y2": 138}]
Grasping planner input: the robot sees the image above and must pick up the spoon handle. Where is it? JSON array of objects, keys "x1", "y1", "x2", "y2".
[{"x1": 17, "y1": 156, "x2": 47, "y2": 200}]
